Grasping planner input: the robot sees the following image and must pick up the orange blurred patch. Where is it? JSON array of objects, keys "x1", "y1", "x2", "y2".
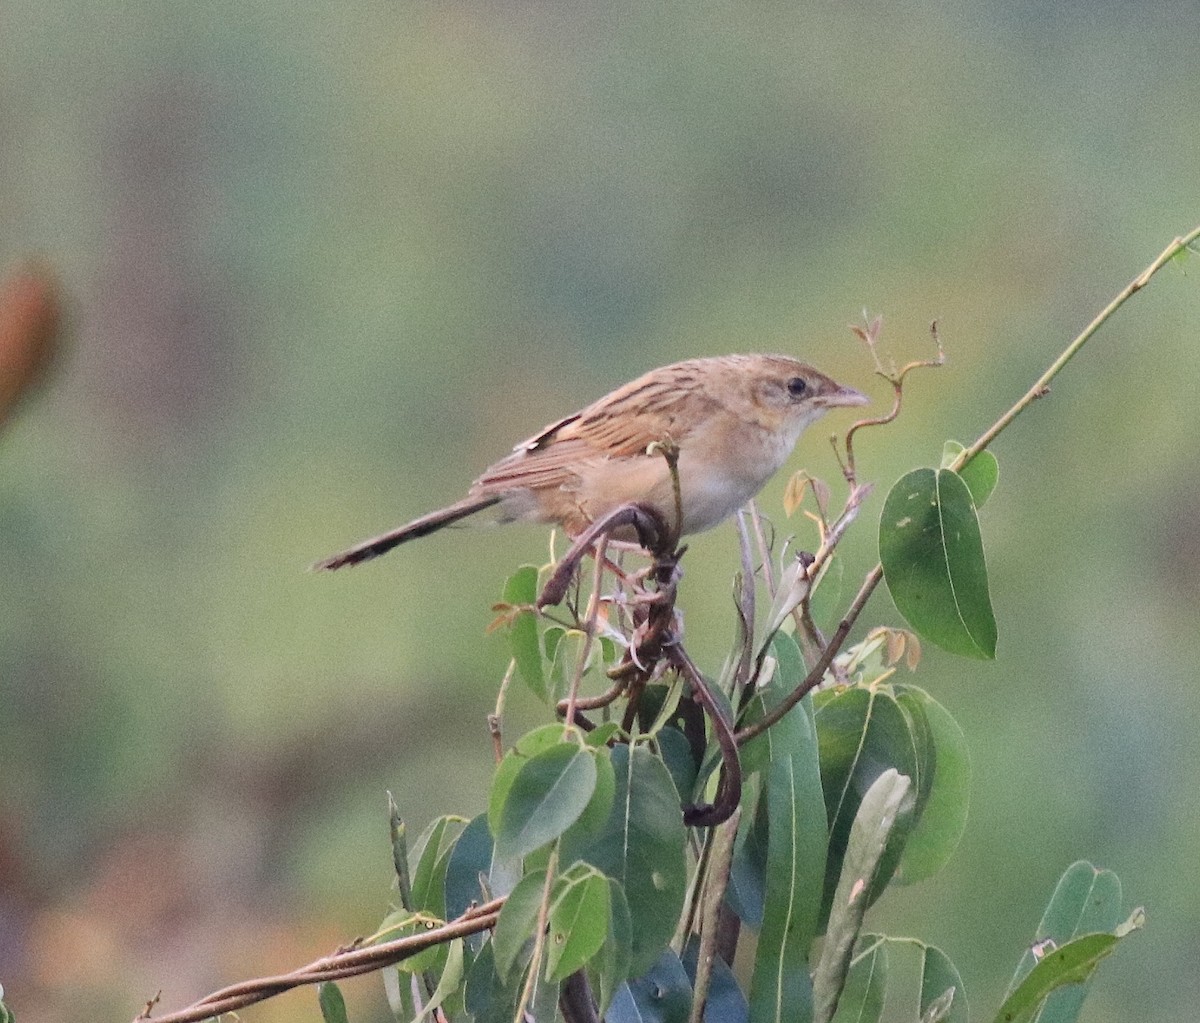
[{"x1": 0, "y1": 261, "x2": 63, "y2": 426}]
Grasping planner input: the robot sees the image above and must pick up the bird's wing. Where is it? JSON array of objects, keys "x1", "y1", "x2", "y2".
[{"x1": 474, "y1": 370, "x2": 719, "y2": 495}]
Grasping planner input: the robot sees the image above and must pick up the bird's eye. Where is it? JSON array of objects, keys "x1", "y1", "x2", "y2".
[{"x1": 787, "y1": 377, "x2": 808, "y2": 398}]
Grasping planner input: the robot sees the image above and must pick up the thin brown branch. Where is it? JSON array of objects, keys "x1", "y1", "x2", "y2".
[
  {"x1": 954, "y1": 224, "x2": 1200, "y2": 468},
  {"x1": 139, "y1": 900, "x2": 503, "y2": 1023},
  {"x1": 563, "y1": 535, "x2": 609, "y2": 728},
  {"x1": 687, "y1": 807, "x2": 741, "y2": 1023},
  {"x1": 515, "y1": 845, "x2": 560, "y2": 1021},
  {"x1": 556, "y1": 676, "x2": 627, "y2": 715},
  {"x1": 735, "y1": 565, "x2": 883, "y2": 746},
  {"x1": 733, "y1": 511, "x2": 758, "y2": 689},
  {"x1": 844, "y1": 319, "x2": 944, "y2": 477}
]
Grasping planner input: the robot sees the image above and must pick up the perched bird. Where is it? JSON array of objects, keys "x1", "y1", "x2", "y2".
[{"x1": 315, "y1": 353, "x2": 867, "y2": 570}]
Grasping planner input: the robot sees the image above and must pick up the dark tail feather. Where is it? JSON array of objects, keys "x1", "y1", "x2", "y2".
[{"x1": 312, "y1": 494, "x2": 501, "y2": 570}]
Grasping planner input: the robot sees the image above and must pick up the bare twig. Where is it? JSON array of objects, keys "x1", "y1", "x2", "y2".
[
  {"x1": 515, "y1": 846, "x2": 560, "y2": 1022},
  {"x1": 556, "y1": 676, "x2": 627, "y2": 715},
  {"x1": 140, "y1": 899, "x2": 504, "y2": 1023},
  {"x1": 733, "y1": 511, "x2": 758, "y2": 689},
  {"x1": 844, "y1": 318, "x2": 944, "y2": 478},
  {"x1": 736, "y1": 565, "x2": 882, "y2": 745},
  {"x1": 563, "y1": 535, "x2": 610, "y2": 728},
  {"x1": 953, "y1": 225, "x2": 1200, "y2": 469},
  {"x1": 687, "y1": 807, "x2": 742, "y2": 1023}
]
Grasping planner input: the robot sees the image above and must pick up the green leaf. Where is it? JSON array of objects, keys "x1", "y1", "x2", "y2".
[
  {"x1": 444, "y1": 813, "x2": 495, "y2": 923},
  {"x1": 494, "y1": 741, "x2": 597, "y2": 860},
  {"x1": 1006, "y1": 862, "x2": 1126, "y2": 1023},
  {"x1": 492, "y1": 869, "x2": 548, "y2": 983},
  {"x1": 814, "y1": 687, "x2": 919, "y2": 918},
  {"x1": 879, "y1": 467, "x2": 998, "y2": 659},
  {"x1": 991, "y1": 908, "x2": 1145, "y2": 1023},
  {"x1": 829, "y1": 934, "x2": 887, "y2": 1023},
  {"x1": 588, "y1": 879, "x2": 634, "y2": 1014},
  {"x1": 566, "y1": 746, "x2": 617, "y2": 840},
  {"x1": 388, "y1": 793, "x2": 412, "y2": 908},
  {"x1": 893, "y1": 687, "x2": 971, "y2": 884},
  {"x1": 403, "y1": 813, "x2": 464, "y2": 970},
  {"x1": 726, "y1": 785, "x2": 768, "y2": 927},
  {"x1": 942, "y1": 440, "x2": 1000, "y2": 508},
  {"x1": 413, "y1": 939, "x2": 466, "y2": 1023},
  {"x1": 546, "y1": 864, "x2": 612, "y2": 980},
  {"x1": 919, "y1": 943, "x2": 968, "y2": 1023},
  {"x1": 463, "y1": 940, "x2": 519, "y2": 1023},
  {"x1": 813, "y1": 770, "x2": 913, "y2": 1023},
  {"x1": 503, "y1": 565, "x2": 546, "y2": 699},
  {"x1": 585, "y1": 721, "x2": 624, "y2": 747},
  {"x1": 560, "y1": 744, "x2": 688, "y2": 976},
  {"x1": 317, "y1": 981, "x2": 350, "y2": 1023},
  {"x1": 608, "y1": 949, "x2": 693, "y2": 1023},
  {"x1": 808, "y1": 553, "x2": 845, "y2": 634},
  {"x1": 683, "y1": 935, "x2": 750, "y2": 1023},
  {"x1": 747, "y1": 632, "x2": 828, "y2": 1023},
  {"x1": 656, "y1": 725, "x2": 699, "y2": 803},
  {"x1": 488, "y1": 724, "x2": 580, "y2": 837}
]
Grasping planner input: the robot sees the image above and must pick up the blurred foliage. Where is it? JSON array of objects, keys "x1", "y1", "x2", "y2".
[{"x1": 1, "y1": 0, "x2": 1198, "y2": 1020}]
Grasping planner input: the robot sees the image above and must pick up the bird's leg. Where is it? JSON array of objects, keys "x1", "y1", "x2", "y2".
[{"x1": 537, "y1": 502, "x2": 673, "y2": 609}]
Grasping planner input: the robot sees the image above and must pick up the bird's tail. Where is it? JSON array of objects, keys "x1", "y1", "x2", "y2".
[{"x1": 312, "y1": 494, "x2": 501, "y2": 570}]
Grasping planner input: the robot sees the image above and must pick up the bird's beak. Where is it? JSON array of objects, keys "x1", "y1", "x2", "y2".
[{"x1": 821, "y1": 383, "x2": 870, "y2": 409}]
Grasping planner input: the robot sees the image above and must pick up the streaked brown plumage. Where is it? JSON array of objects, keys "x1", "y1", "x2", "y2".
[{"x1": 315, "y1": 354, "x2": 867, "y2": 570}]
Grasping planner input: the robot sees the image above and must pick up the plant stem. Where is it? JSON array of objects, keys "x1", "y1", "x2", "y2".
[
  {"x1": 748, "y1": 224, "x2": 1200, "y2": 738},
  {"x1": 955, "y1": 224, "x2": 1200, "y2": 468}
]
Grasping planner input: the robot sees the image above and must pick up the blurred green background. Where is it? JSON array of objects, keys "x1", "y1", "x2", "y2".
[{"x1": 2, "y1": 0, "x2": 1198, "y2": 1020}]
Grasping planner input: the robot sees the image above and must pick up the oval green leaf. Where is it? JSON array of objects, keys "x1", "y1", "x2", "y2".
[
  {"x1": 879, "y1": 467, "x2": 997, "y2": 659},
  {"x1": 893, "y1": 686, "x2": 971, "y2": 885},
  {"x1": 488, "y1": 724, "x2": 580, "y2": 837},
  {"x1": 941, "y1": 440, "x2": 1000, "y2": 508},
  {"x1": 317, "y1": 981, "x2": 350, "y2": 1023},
  {"x1": 495, "y1": 742, "x2": 597, "y2": 860},
  {"x1": 492, "y1": 869, "x2": 547, "y2": 983},
  {"x1": 444, "y1": 813, "x2": 495, "y2": 923},
  {"x1": 503, "y1": 565, "x2": 546, "y2": 699},
  {"x1": 547, "y1": 865, "x2": 612, "y2": 981},
  {"x1": 830, "y1": 935, "x2": 887, "y2": 1023},
  {"x1": 1006, "y1": 861, "x2": 1126, "y2": 1022},
  {"x1": 918, "y1": 942, "x2": 968, "y2": 1023},
  {"x1": 588, "y1": 879, "x2": 634, "y2": 1014},
  {"x1": 608, "y1": 949, "x2": 693, "y2": 1023},
  {"x1": 814, "y1": 686, "x2": 919, "y2": 918},
  {"x1": 560, "y1": 744, "x2": 688, "y2": 976},
  {"x1": 992, "y1": 909, "x2": 1144, "y2": 1023}
]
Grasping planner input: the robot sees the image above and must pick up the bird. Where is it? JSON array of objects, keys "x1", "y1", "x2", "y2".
[{"x1": 314, "y1": 353, "x2": 868, "y2": 570}]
